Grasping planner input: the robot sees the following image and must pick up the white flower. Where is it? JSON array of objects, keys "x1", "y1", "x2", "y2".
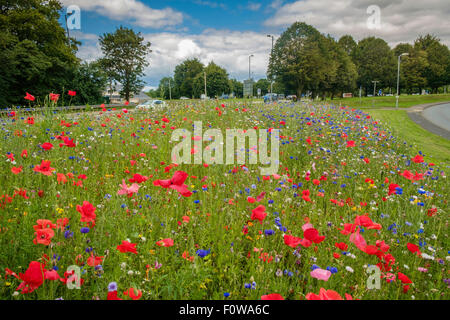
[
  {"x1": 128, "y1": 270, "x2": 134, "y2": 275},
  {"x1": 421, "y1": 253, "x2": 434, "y2": 260},
  {"x1": 345, "y1": 266, "x2": 354, "y2": 273}
]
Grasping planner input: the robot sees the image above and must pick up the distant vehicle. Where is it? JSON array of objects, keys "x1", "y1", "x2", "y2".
[
  {"x1": 180, "y1": 96, "x2": 189, "y2": 100},
  {"x1": 136, "y1": 99, "x2": 166, "y2": 109},
  {"x1": 278, "y1": 94, "x2": 285, "y2": 99},
  {"x1": 263, "y1": 93, "x2": 278, "y2": 103},
  {"x1": 287, "y1": 95, "x2": 297, "y2": 101},
  {"x1": 219, "y1": 94, "x2": 229, "y2": 99},
  {"x1": 342, "y1": 93, "x2": 353, "y2": 98}
]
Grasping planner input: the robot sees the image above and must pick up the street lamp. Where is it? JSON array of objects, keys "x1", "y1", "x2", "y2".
[
  {"x1": 396, "y1": 52, "x2": 409, "y2": 109},
  {"x1": 267, "y1": 34, "x2": 274, "y2": 95},
  {"x1": 372, "y1": 80, "x2": 380, "y2": 107},
  {"x1": 249, "y1": 54, "x2": 254, "y2": 80}
]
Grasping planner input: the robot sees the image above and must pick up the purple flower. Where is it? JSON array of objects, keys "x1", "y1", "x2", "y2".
[
  {"x1": 80, "y1": 227, "x2": 90, "y2": 234},
  {"x1": 108, "y1": 282, "x2": 118, "y2": 292}
]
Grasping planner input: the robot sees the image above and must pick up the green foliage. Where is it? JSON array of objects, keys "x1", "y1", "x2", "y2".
[
  {"x1": 254, "y1": 79, "x2": 270, "y2": 96},
  {"x1": 193, "y1": 62, "x2": 230, "y2": 98},
  {"x1": 174, "y1": 58, "x2": 204, "y2": 98},
  {"x1": 66, "y1": 61, "x2": 108, "y2": 105},
  {"x1": 351, "y1": 37, "x2": 397, "y2": 94},
  {"x1": 229, "y1": 79, "x2": 243, "y2": 98},
  {"x1": 99, "y1": 26, "x2": 152, "y2": 101},
  {"x1": 0, "y1": 0, "x2": 79, "y2": 107}
]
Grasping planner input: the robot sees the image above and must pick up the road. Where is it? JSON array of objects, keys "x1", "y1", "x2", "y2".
[
  {"x1": 422, "y1": 103, "x2": 450, "y2": 131},
  {"x1": 407, "y1": 101, "x2": 450, "y2": 140}
]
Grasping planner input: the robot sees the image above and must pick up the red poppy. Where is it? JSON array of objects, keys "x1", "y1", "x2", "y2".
[
  {"x1": 283, "y1": 234, "x2": 302, "y2": 248},
  {"x1": 68, "y1": 90, "x2": 76, "y2": 96},
  {"x1": 411, "y1": 155, "x2": 424, "y2": 163},
  {"x1": 76, "y1": 201, "x2": 96, "y2": 223},
  {"x1": 49, "y1": 93, "x2": 60, "y2": 102},
  {"x1": 388, "y1": 183, "x2": 400, "y2": 195},
  {"x1": 11, "y1": 166, "x2": 22, "y2": 174},
  {"x1": 33, "y1": 160, "x2": 55, "y2": 176},
  {"x1": 33, "y1": 228, "x2": 55, "y2": 245},
  {"x1": 24, "y1": 92, "x2": 35, "y2": 101},
  {"x1": 261, "y1": 293, "x2": 284, "y2": 300},
  {"x1": 107, "y1": 291, "x2": 122, "y2": 300},
  {"x1": 41, "y1": 142, "x2": 53, "y2": 150},
  {"x1": 25, "y1": 117, "x2": 34, "y2": 124},
  {"x1": 346, "y1": 140, "x2": 356, "y2": 147},
  {"x1": 117, "y1": 240, "x2": 138, "y2": 254},
  {"x1": 87, "y1": 254, "x2": 103, "y2": 267},
  {"x1": 129, "y1": 173, "x2": 148, "y2": 184},
  {"x1": 123, "y1": 288, "x2": 142, "y2": 300},
  {"x1": 16, "y1": 261, "x2": 45, "y2": 294},
  {"x1": 335, "y1": 242, "x2": 348, "y2": 251},
  {"x1": 406, "y1": 243, "x2": 421, "y2": 256},
  {"x1": 251, "y1": 205, "x2": 267, "y2": 222},
  {"x1": 33, "y1": 219, "x2": 56, "y2": 231},
  {"x1": 156, "y1": 238, "x2": 174, "y2": 247},
  {"x1": 303, "y1": 227, "x2": 325, "y2": 243},
  {"x1": 153, "y1": 171, "x2": 192, "y2": 197}
]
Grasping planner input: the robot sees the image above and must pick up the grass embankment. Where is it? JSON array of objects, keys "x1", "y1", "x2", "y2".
[
  {"x1": 366, "y1": 109, "x2": 450, "y2": 165},
  {"x1": 327, "y1": 94, "x2": 450, "y2": 109}
]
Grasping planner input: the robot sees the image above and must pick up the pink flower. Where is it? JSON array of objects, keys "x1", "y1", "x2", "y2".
[
  {"x1": 117, "y1": 179, "x2": 140, "y2": 197},
  {"x1": 310, "y1": 268, "x2": 332, "y2": 281}
]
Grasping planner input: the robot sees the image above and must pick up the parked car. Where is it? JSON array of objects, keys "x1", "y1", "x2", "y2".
[
  {"x1": 287, "y1": 95, "x2": 297, "y2": 101},
  {"x1": 180, "y1": 97, "x2": 190, "y2": 100},
  {"x1": 263, "y1": 93, "x2": 278, "y2": 103},
  {"x1": 136, "y1": 99, "x2": 166, "y2": 109}
]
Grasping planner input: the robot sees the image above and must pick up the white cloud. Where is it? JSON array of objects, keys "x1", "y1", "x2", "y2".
[
  {"x1": 264, "y1": 0, "x2": 450, "y2": 47},
  {"x1": 60, "y1": 0, "x2": 184, "y2": 28},
  {"x1": 247, "y1": 2, "x2": 262, "y2": 11},
  {"x1": 75, "y1": 29, "x2": 275, "y2": 87}
]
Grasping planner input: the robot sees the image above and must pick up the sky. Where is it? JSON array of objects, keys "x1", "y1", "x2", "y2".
[{"x1": 59, "y1": 0, "x2": 450, "y2": 91}]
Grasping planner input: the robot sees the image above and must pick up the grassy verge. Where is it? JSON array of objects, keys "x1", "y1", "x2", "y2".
[
  {"x1": 366, "y1": 109, "x2": 450, "y2": 165},
  {"x1": 326, "y1": 94, "x2": 450, "y2": 109}
]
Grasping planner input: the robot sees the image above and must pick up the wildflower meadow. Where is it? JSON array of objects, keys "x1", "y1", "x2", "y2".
[{"x1": 0, "y1": 98, "x2": 448, "y2": 301}]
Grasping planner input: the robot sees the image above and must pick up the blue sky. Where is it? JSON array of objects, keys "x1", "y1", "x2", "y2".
[{"x1": 58, "y1": 0, "x2": 450, "y2": 91}]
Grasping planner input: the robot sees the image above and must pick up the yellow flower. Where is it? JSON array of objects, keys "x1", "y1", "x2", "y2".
[{"x1": 149, "y1": 250, "x2": 155, "y2": 255}]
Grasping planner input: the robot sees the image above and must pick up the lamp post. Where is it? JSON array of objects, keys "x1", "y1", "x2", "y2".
[
  {"x1": 372, "y1": 80, "x2": 379, "y2": 107},
  {"x1": 396, "y1": 53, "x2": 409, "y2": 109},
  {"x1": 267, "y1": 34, "x2": 274, "y2": 95},
  {"x1": 249, "y1": 54, "x2": 254, "y2": 80}
]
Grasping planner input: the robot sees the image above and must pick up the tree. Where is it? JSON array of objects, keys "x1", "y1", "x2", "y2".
[
  {"x1": 67, "y1": 61, "x2": 108, "y2": 105},
  {"x1": 254, "y1": 78, "x2": 271, "y2": 96},
  {"x1": 99, "y1": 26, "x2": 152, "y2": 101},
  {"x1": 401, "y1": 48, "x2": 429, "y2": 94},
  {"x1": 414, "y1": 34, "x2": 450, "y2": 93},
  {"x1": 0, "y1": 0, "x2": 79, "y2": 107},
  {"x1": 338, "y1": 35, "x2": 357, "y2": 56},
  {"x1": 325, "y1": 36, "x2": 357, "y2": 99},
  {"x1": 351, "y1": 37, "x2": 396, "y2": 95},
  {"x1": 174, "y1": 58, "x2": 204, "y2": 98},
  {"x1": 229, "y1": 79, "x2": 243, "y2": 98},
  {"x1": 157, "y1": 77, "x2": 175, "y2": 100},
  {"x1": 268, "y1": 22, "x2": 331, "y2": 98},
  {"x1": 193, "y1": 62, "x2": 229, "y2": 98}
]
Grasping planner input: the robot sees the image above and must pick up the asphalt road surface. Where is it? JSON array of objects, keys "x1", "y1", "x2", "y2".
[{"x1": 422, "y1": 103, "x2": 450, "y2": 131}]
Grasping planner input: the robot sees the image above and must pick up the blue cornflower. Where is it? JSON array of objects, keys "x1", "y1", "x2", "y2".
[{"x1": 196, "y1": 249, "x2": 211, "y2": 258}]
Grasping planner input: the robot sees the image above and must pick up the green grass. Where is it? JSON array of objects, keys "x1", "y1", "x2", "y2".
[
  {"x1": 326, "y1": 94, "x2": 450, "y2": 109},
  {"x1": 366, "y1": 109, "x2": 450, "y2": 165}
]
